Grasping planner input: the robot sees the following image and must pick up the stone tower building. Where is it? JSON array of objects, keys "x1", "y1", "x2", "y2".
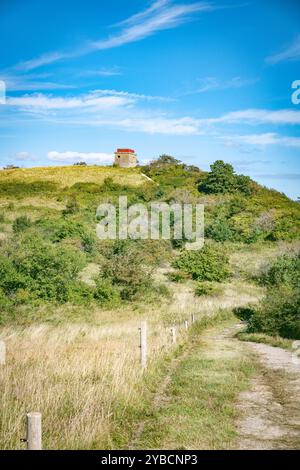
[{"x1": 114, "y1": 148, "x2": 137, "y2": 168}]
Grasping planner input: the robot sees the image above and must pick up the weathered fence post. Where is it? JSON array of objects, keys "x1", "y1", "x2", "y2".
[
  {"x1": 191, "y1": 313, "x2": 195, "y2": 324},
  {"x1": 26, "y1": 412, "x2": 42, "y2": 450},
  {"x1": 0, "y1": 340, "x2": 5, "y2": 365},
  {"x1": 185, "y1": 320, "x2": 188, "y2": 330},
  {"x1": 139, "y1": 321, "x2": 147, "y2": 369},
  {"x1": 171, "y1": 327, "x2": 176, "y2": 344}
]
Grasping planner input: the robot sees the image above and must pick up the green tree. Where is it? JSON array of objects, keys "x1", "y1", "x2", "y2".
[{"x1": 199, "y1": 160, "x2": 252, "y2": 195}]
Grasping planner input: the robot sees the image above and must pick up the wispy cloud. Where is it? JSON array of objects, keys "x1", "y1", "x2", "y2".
[
  {"x1": 6, "y1": 89, "x2": 170, "y2": 112},
  {"x1": 4, "y1": 86, "x2": 300, "y2": 140},
  {"x1": 79, "y1": 67, "x2": 122, "y2": 77},
  {"x1": 0, "y1": 72, "x2": 75, "y2": 91},
  {"x1": 207, "y1": 108, "x2": 300, "y2": 125},
  {"x1": 253, "y1": 173, "x2": 300, "y2": 181},
  {"x1": 47, "y1": 151, "x2": 114, "y2": 164},
  {"x1": 13, "y1": 1, "x2": 214, "y2": 71},
  {"x1": 266, "y1": 35, "x2": 300, "y2": 65},
  {"x1": 186, "y1": 76, "x2": 258, "y2": 94},
  {"x1": 223, "y1": 133, "x2": 300, "y2": 148},
  {"x1": 6, "y1": 90, "x2": 135, "y2": 111}
]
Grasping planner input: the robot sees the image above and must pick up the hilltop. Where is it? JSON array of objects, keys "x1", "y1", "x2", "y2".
[{"x1": 0, "y1": 165, "x2": 145, "y2": 188}]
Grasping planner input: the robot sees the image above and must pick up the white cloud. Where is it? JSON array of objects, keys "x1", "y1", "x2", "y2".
[
  {"x1": 266, "y1": 35, "x2": 300, "y2": 65},
  {"x1": 223, "y1": 133, "x2": 300, "y2": 148},
  {"x1": 14, "y1": 151, "x2": 32, "y2": 160},
  {"x1": 47, "y1": 151, "x2": 114, "y2": 164},
  {"x1": 5, "y1": 89, "x2": 171, "y2": 113},
  {"x1": 114, "y1": 116, "x2": 203, "y2": 135},
  {"x1": 12, "y1": 1, "x2": 214, "y2": 71},
  {"x1": 115, "y1": 0, "x2": 171, "y2": 27},
  {"x1": 91, "y1": 88, "x2": 173, "y2": 102},
  {"x1": 207, "y1": 108, "x2": 300, "y2": 125},
  {"x1": 14, "y1": 52, "x2": 70, "y2": 73},
  {"x1": 7, "y1": 91, "x2": 134, "y2": 110},
  {"x1": 91, "y1": 1, "x2": 213, "y2": 51}
]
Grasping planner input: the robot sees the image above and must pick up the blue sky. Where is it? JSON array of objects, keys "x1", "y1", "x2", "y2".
[{"x1": 0, "y1": 0, "x2": 300, "y2": 198}]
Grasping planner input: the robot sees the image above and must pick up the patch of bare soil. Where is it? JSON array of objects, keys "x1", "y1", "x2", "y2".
[{"x1": 235, "y1": 341, "x2": 300, "y2": 449}]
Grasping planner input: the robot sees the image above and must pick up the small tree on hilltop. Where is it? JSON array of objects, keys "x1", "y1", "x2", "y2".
[
  {"x1": 151, "y1": 154, "x2": 182, "y2": 166},
  {"x1": 199, "y1": 160, "x2": 252, "y2": 195}
]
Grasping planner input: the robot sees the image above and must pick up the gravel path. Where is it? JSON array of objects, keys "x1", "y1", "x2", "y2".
[{"x1": 235, "y1": 340, "x2": 300, "y2": 449}]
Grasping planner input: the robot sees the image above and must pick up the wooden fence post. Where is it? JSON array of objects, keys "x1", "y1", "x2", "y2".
[
  {"x1": 171, "y1": 327, "x2": 176, "y2": 344},
  {"x1": 191, "y1": 313, "x2": 195, "y2": 324},
  {"x1": 0, "y1": 341, "x2": 5, "y2": 365},
  {"x1": 139, "y1": 321, "x2": 147, "y2": 369},
  {"x1": 26, "y1": 412, "x2": 42, "y2": 450},
  {"x1": 185, "y1": 320, "x2": 188, "y2": 330}
]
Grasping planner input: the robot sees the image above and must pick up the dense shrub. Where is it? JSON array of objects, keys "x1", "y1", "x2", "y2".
[
  {"x1": 233, "y1": 306, "x2": 256, "y2": 322},
  {"x1": 247, "y1": 286, "x2": 300, "y2": 339},
  {"x1": 205, "y1": 217, "x2": 235, "y2": 242},
  {"x1": 0, "y1": 254, "x2": 27, "y2": 293},
  {"x1": 101, "y1": 241, "x2": 153, "y2": 300},
  {"x1": 35, "y1": 218, "x2": 96, "y2": 253},
  {"x1": 173, "y1": 243, "x2": 230, "y2": 282},
  {"x1": 0, "y1": 237, "x2": 87, "y2": 303},
  {"x1": 94, "y1": 279, "x2": 120, "y2": 306},
  {"x1": 259, "y1": 254, "x2": 300, "y2": 287},
  {"x1": 238, "y1": 253, "x2": 300, "y2": 339}
]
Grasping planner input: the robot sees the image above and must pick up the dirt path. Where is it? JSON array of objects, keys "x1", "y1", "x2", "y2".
[{"x1": 235, "y1": 340, "x2": 300, "y2": 449}]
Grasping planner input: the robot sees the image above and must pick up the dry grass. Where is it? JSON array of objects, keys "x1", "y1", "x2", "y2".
[
  {"x1": 0, "y1": 316, "x2": 188, "y2": 449},
  {"x1": 0, "y1": 269, "x2": 263, "y2": 449},
  {"x1": 229, "y1": 240, "x2": 300, "y2": 279},
  {"x1": 0, "y1": 166, "x2": 145, "y2": 188}
]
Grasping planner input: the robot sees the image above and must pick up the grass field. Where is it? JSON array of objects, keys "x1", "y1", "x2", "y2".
[
  {"x1": 0, "y1": 267, "x2": 263, "y2": 449},
  {"x1": 0, "y1": 165, "x2": 145, "y2": 188}
]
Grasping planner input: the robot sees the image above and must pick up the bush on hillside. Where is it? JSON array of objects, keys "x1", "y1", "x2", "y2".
[
  {"x1": 205, "y1": 216, "x2": 235, "y2": 242},
  {"x1": 247, "y1": 285, "x2": 300, "y2": 339},
  {"x1": 258, "y1": 253, "x2": 300, "y2": 287},
  {"x1": 173, "y1": 243, "x2": 230, "y2": 282},
  {"x1": 199, "y1": 160, "x2": 253, "y2": 195},
  {"x1": 0, "y1": 237, "x2": 87, "y2": 303},
  {"x1": 93, "y1": 279, "x2": 121, "y2": 306},
  {"x1": 236, "y1": 252, "x2": 300, "y2": 339},
  {"x1": 100, "y1": 240, "x2": 153, "y2": 300},
  {"x1": 35, "y1": 218, "x2": 96, "y2": 253}
]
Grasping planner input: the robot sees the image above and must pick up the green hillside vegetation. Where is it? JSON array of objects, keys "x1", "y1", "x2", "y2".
[
  {"x1": 235, "y1": 252, "x2": 300, "y2": 339},
  {"x1": 1, "y1": 156, "x2": 300, "y2": 450},
  {"x1": 0, "y1": 155, "x2": 299, "y2": 326}
]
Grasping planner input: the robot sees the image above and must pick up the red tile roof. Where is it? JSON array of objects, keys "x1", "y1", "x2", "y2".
[{"x1": 116, "y1": 148, "x2": 135, "y2": 153}]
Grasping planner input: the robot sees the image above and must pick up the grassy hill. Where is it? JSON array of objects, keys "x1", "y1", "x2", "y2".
[
  {"x1": 0, "y1": 165, "x2": 145, "y2": 187},
  {"x1": 0, "y1": 158, "x2": 299, "y2": 449}
]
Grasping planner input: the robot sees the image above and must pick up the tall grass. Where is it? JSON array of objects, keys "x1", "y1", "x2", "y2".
[
  {"x1": 0, "y1": 166, "x2": 145, "y2": 188},
  {"x1": 0, "y1": 313, "x2": 187, "y2": 449},
  {"x1": 0, "y1": 275, "x2": 262, "y2": 449}
]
